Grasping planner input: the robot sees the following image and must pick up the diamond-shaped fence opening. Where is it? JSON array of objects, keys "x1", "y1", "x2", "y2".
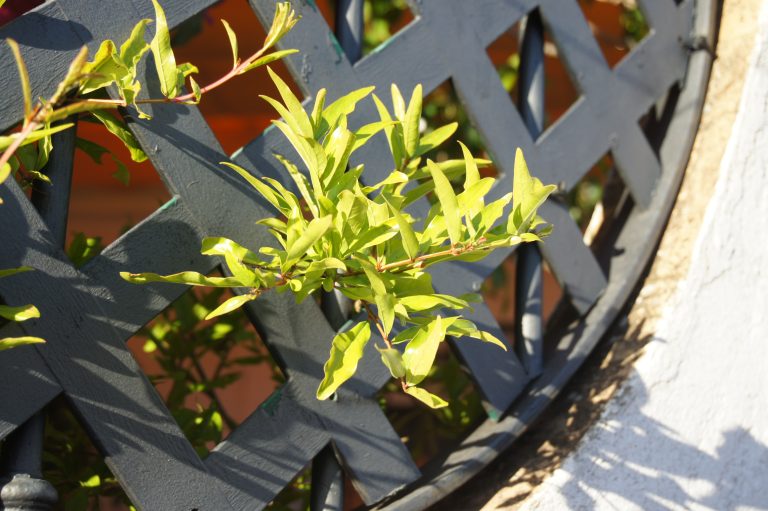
[
  {"x1": 127, "y1": 273, "x2": 285, "y2": 447},
  {"x1": 377, "y1": 343, "x2": 484, "y2": 467},
  {"x1": 42, "y1": 395, "x2": 136, "y2": 510},
  {"x1": 67, "y1": 118, "x2": 172, "y2": 248},
  {"x1": 486, "y1": 8, "x2": 581, "y2": 137},
  {"x1": 578, "y1": 0, "x2": 650, "y2": 69},
  {"x1": 170, "y1": 0, "x2": 305, "y2": 156}
]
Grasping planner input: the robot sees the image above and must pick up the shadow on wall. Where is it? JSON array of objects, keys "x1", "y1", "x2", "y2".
[{"x1": 513, "y1": 373, "x2": 768, "y2": 511}]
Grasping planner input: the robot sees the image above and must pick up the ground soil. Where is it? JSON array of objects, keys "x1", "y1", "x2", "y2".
[{"x1": 442, "y1": 1, "x2": 761, "y2": 508}]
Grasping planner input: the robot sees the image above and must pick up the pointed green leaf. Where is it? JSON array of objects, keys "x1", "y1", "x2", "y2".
[
  {"x1": 404, "y1": 386, "x2": 448, "y2": 409},
  {"x1": 7, "y1": 39, "x2": 32, "y2": 121},
  {"x1": 509, "y1": 148, "x2": 557, "y2": 233},
  {"x1": 220, "y1": 161, "x2": 293, "y2": 215},
  {"x1": 80, "y1": 39, "x2": 131, "y2": 94},
  {"x1": 0, "y1": 336, "x2": 45, "y2": 351},
  {"x1": 120, "y1": 271, "x2": 247, "y2": 287},
  {"x1": 310, "y1": 88, "x2": 327, "y2": 129},
  {"x1": 403, "y1": 315, "x2": 444, "y2": 385},
  {"x1": 284, "y1": 215, "x2": 332, "y2": 268},
  {"x1": 52, "y1": 46, "x2": 89, "y2": 102},
  {"x1": 91, "y1": 110, "x2": 147, "y2": 163},
  {"x1": 399, "y1": 294, "x2": 470, "y2": 312},
  {"x1": 120, "y1": 19, "x2": 151, "y2": 70},
  {"x1": 150, "y1": 0, "x2": 180, "y2": 98},
  {"x1": 377, "y1": 346, "x2": 405, "y2": 378},
  {"x1": 221, "y1": 19, "x2": 239, "y2": 67},
  {"x1": 190, "y1": 77, "x2": 202, "y2": 103},
  {"x1": 385, "y1": 198, "x2": 418, "y2": 260},
  {"x1": 351, "y1": 120, "x2": 396, "y2": 152},
  {"x1": 459, "y1": 141, "x2": 480, "y2": 188},
  {"x1": 240, "y1": 49, "x2": 299, "y2": 74},
  {"x1": 403, "y1": 84, "x2": 422, "y2": 156},
  {"x1": 0, "y1": 124, "x2": 74, "y2": 152},
  {"x1": 427, "y1": 159, "x2": 461, "y2": 245},
  {"x1": 358, "y1": 258, "x2": 386, "y2": 297},
  {"x1": 414, "y1": 123, "x2": 458, "y2": 158},
  {"x1": 205, "y1": 293, "x2": 258, "y2": 320},
  {"x1": 391, "y1": 83, "x2": 406, "y2": 120},
  {"x1": 317, "y1": 321, "x2": 371, "y2": 399},
  {"x1": 267, "y1": 67, "x2": 313, "y2": 138},
  {"x1": 0, "y1": 304, "x2": 40, "y2": 322},
  {"x1": 375, "y1": 293, "x2": 396, "y2": 336},
  {"x1": 319, "y1": 86, "x2": 376, "y2": 137}
]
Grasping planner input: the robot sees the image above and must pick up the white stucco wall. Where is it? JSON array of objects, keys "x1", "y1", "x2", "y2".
[{"x1": 514, "y1": 4, "x2": 768, "y2": 510}]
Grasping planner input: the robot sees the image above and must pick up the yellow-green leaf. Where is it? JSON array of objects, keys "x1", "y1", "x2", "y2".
[
  {"x1": 267, "y1": 67, "x2": 313, "y2": 138},
  {"x1": 240, "y1": 49, "x2": 299, "y2": 74},
  {"x1": 120, "y1": 19, "x2": 152, "y2": 70},
  {"x1": 91, "y1": 110, "x2": 147, "y2": 163},
  {"x1": 427, "y1": 159, "x2": 461, "y2": 245},
  {"x1": 0, "y1": 162, "x2": 11, "y2": 184},
  {"x1": 205, "y1": 293, "x2": 258, "y2": 320},
  {"x1": 403, "y1": 315, "x2": 444, "y2": 385},
  {"x1": 376, "y1": 345, "x2": 405, "y2": 378},
  {"x1": 319, "y1": 86, "x2": 376, "y2": 137},
  {"x1": 220, "y1": 162, "x2": 293, "y2": 216},
  {"x1": 317, "y1": 321, "x2": 371, "y2": 399},
  {"x1": 404, "y1": 386, "x2": 448, "y2": 409},
  {"x1": 150, "y1": 0, "x2": 180, "y2": 98},
  {"x1": 403, "y1": 84, "x2": 422, "y2": 156},
  {"x1": 284, "y1": 215, "x2": 332, "y2": 269},
  {"x1": 385, "y1": 198, "x2": 419, "y2": 260},
  {"x1": 509, "y1": 148, "x2": 557, "y2": 234},
  {"x1": 375, "y1": 293, "x2": 396, "y2": 336},
  {"x1": 221, "y1": 19, "x2": 239, "y2": 68},
  {"x1": 414, "y1": 122, "x2": 458, "y2": 158},
  {"x1": 0, "y1": 304, "x2": 40, "y2": 322},
  {"x1": 0, "y1": 336, "x2": 45, "y2": 351},
  {"x1": 7, "y1": 39, "x2": 32, "y2": 122},
  {"x1": 0, "y1": 266, "x2": 33, "y2": 279},
  {"x1": 120, "y1": 271, "x2": 247, "y2": 287}
]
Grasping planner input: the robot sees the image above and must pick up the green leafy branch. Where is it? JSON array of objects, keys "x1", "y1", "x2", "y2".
[
  {"x1": 122, "y1": 79, "x2": 556, "y2": 408},
  {"x1": 0, "y1": 1, "x2": 298, "y2": 188}
]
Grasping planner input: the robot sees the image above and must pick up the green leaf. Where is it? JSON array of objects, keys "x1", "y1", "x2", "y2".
[
  {"x1": 284, "y1": 215, "x2": 332, "y2": 270},
  {"x1": 0, "y1": 124, "x2": 75, "y2": 152},
  {"x1": 403, "y1": 84, "x2": 422, "y2": 156},
  {"x1": 201, "y1": 237, "x2": 259, "y2": 263},
  {"x1": 385, "y1": 198, "x2": 419, "y2": 260},
  {"x1": 120, "y1": 19, "x2": 152, "y2": 70},
  {"x1": 427, "y1": 159, "x2": 462, "y2": 245},
  {"x1": 319, "y1": 86, "x2": 376, "y2": 137},
  {"x1": 358, "y1": 258, "x2": 386, "y2": 297},
  {"x1": 0, "y1": 266, "x2": 33, "y2": 279},
  {"x1": 91, "y1": 110, "x2": 147, "y2": 163},
  {"x1": 267, "y1": 67, "x2": 313, "y2": 138},
  {"x1": 351, "y1": 120, "x2": 396, "y2": 152},
  {"x1": 190, "y1": 77, "x2": 202, "y2": 103},
  {"x1": 263, "y1": 2, "x2": 299, "y2": 50},
  {"x1": 110, "y1": 154, "x2": 130, "y2": 185},
  {"x1": 310, "y1": 88, "x2": 327, "y2": 128},
  {"x1": 221, "y1": 19, "x2": 239, "y2": 68},
  {"x1": 52, "y1": 46, "x2": 89, "y2": 102},
  {"x1": 80, "y1": 40, "x2": 130, "y2": 94},
  {"x1": 150, "y1": 0, "x2": 180, "y2": 98},
  {"x1": 376, "y1": 346, "x2": 405, "y2": 378},
  {"x1": 0, "y1": 303, "x2": 40, "y2": 322},
  {"x1": 403, "y1": 315, "x2": 444, "y2": 385},
  {"x1": 317, "y1": 321, "x2": 371, "y2": 400},
  {"x1": 0, "y1": 162, "x2": 10, "y2": 184},
  {"x1": 509, "y1": 148, "x2": 557, "y2": 234},
  {"x1": 391, "y1": 83, "x2": 406, "y2": 120},
  {"x1": 220, "y1": 162, "x2": 293, "y2": 216},
  {"x1": 459, "y1": 141, "x2": 480, "y2": 189},
  {"x1": 404, "y1": 386, "x2": 448, "y2": 409},
  {"x1": 375, "y1": 293, "x2": 396, "y2": 336},
  {"x1": 458, "y1": 177, "x2": 494, "y2": 217},
  {"x1": 399, "y1": 294, "x2": 470, "y2": 312},
  {"x1": 240, "y1": 49, "x2": 299, "y2": 74},
  {"x1": 75, "y1": 138, "x2": 109, "y2": 164},
  {"x1": 7, "y1": 39, "x2": 32, "y2": 122},
  {"x1": 372, "y1": 94, "x2": 406, "y2": 170},
  {"x1": 0, "y1": 336, "x2": 45, "y2": 351},
  {"x1": 414, "y1": 123, "x2": 458, "y2": 158},
  {"x1": 120, "y1": 271, "x2": 248, "y2": 287},
  {"x1": 205, "y1": 293, "x2": 258, "y2": 320}
]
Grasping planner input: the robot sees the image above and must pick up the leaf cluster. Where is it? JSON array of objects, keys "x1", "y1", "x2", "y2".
[{"x1": 123, "y1": 79, "x2": 556, "y2": 408}]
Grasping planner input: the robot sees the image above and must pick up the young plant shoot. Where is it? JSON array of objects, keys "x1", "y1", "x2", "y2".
[{"x1": 122, "y1": 79, "x2": 556, "y2": 408}]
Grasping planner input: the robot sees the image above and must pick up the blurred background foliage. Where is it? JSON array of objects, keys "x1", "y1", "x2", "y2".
[{"x1": 0, "y1": 0, "x2": 646, "y2": 509}]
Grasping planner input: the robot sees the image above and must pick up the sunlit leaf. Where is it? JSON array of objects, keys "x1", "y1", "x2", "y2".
[
  {"x1": 317, "y1": 321, "x2": 371, "y2": 399},
  {"x1": 413, "y1": 123, "x2": 458, "y2": 158},
  {"x1": 509, "y1": 148, "x2": 557, "y2": 234},
  {"x1": 7, "y1": 39, "x2": 32, "y2": 122},
  {"x1": 0, "y1": 303, "x2": 40, "y2": 322},
  {"x1": 120, "y1": 18, "x2": 152, "y2": 71},
  {"x1": 267, "y1": 67, "x2": 313, "y2": 138},
  {"x1": 403, "y1": 315, "x2": 444, "y2": 385},
  {"x1": 404, "y1": 386, "x2": 448, "y2": 409},
  {"x1": 221, "y1": 19, "x2": 239, "y2": 68},
  {"x1": 377, "y1": 345, "x2": 405, "y2": 379},
  {"x1": 385, "y1": 198, "x2": 418, "y2": 260},
  {"x1": 0, "y1": 266, "x2": 33, "y2": 279},
  {"x1": 284, "y1": 215, "x2": 332, "y2": 270},
  {"x1": 0, "y1": 124, "x2": 75, "y2": 152},
  {"x1": 0, "y1": 336, "x2": 45, "y2": 351},
  {"x1": 403, "y1": 84, "x2": 422, "y2": 156},
  {"x1": 427, "y1": 159, "x2": 461, "y2": 245},
  {"x1": 119, "y1": 271, "x2": 248, "y2": 287},
  {"x1": 205, "y1": 293, "x2": 258, "y2": 320},
  {"x1": 240, "y1": 49, "x2": 299, "y2": 74},
  {"x1": 150, "y1": 0, "x2": 180, "y2": 98}
]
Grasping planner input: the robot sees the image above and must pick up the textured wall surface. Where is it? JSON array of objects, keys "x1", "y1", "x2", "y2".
[{"x1": 512, "y1": 2, "x2": 768, "y2": 510}]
